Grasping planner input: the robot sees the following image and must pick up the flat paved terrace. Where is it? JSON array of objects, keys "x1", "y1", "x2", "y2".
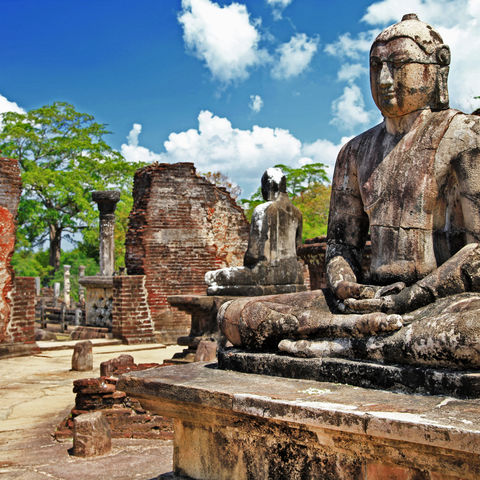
[{"x1": 0, "y1": 341, "x2": 183, "y2": 480}]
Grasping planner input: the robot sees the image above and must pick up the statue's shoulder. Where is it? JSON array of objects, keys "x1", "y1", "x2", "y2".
[
  {"x1": 441, "y1": 109, "x2": 480, "y2": 151},
  {"x1": 335, "y1": 123, "x2": 384, "y2": 169}
]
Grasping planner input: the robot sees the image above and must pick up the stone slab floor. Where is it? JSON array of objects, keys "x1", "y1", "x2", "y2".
[{"x1": 0, "y1": 342, "x2": 184, "y2": 479}]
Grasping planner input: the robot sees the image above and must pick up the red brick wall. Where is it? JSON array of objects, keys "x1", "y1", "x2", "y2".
[
  {"x1": 125, "y1": 163, "x2": 249, "y2": 344},
  {"x1": 0, "y1": 157, "x2": 22, "y2": 344},
  {"x1": 112, "y1": 275, "x2": 156, "y2": 344},
  {"x1": 8, "y1": 277, "x2": 36, "y2": 344}
]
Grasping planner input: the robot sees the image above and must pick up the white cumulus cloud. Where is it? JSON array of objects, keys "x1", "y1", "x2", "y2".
[
  {"x1": 121, "y1": 123, "x2": 162, "y2": 164},
  {"x1": 331, "y1": 84, "x2": 378, "y2": 132},
  {"x1": 337, "y1": 63, "x2": 368, "y2": 83},
  {"x1": 121, "y1": 111, "x2": 344, "y2": 195},
  {"x1": 272, "y1": 33, "x2": 319, "y2": 79},
  {"x1": 249, "y1": 94, "x2": 264, "y2": 113},
  {"x1": 178, "y1": 0, "x2": 268, "y2": 84},
  {"x1": 324, "y1": 30, "x2": 378, "y2": 60},
  {"x1": 266, "y1": 0, "x2": 293, "y2": 20},
  {"x1": 0, "y1": 94, "x2": 25, "y2": 115}
]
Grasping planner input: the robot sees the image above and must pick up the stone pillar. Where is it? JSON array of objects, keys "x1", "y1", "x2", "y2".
[
  {"x1": 54, "y1": 283, "x2": 60, "y2": 303},
  {"x1": 64, "y1": 264, "x2": 71, "y2": 308},
  {"x1": 78, "y1": 265, "x2": 86, "y2": 306},
  {"x1": 92, "y1": 191, "x2": 120, "y2": 277},
  {"x1": 34, "y1": 277, "x2": 41, "y2": 296}
]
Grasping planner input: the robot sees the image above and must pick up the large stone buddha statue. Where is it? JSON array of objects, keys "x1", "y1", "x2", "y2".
[{"x1": 219, "y1": 14, "x2": 480, "y2": 370}]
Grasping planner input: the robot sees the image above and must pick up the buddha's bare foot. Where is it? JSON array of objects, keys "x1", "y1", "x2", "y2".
[{"x1": 353, "y1": 312, "x2": 403, "y2": 335}]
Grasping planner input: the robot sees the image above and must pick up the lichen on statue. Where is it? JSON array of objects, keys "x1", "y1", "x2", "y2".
[
  {"x1": 205, "y1": 167, "x2": 305, "y2": 296},
  {"x1": 219, "y1": 14, "x2": 480, "y2": 369}
]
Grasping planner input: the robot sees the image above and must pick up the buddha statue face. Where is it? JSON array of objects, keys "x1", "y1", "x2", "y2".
[
  {"x1": 370, "y1": 14, "x2": 450, "y2": 119},
  {"x1": 370, "y1": 38, "x2": 439, "y2": 118}
]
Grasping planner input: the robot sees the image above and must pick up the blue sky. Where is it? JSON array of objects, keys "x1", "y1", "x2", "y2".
[{"x1": 1, "y1": 0, "x2": 479, "y2": 196}]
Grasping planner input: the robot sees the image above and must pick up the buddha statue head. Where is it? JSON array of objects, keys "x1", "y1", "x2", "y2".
[
  {"x1": 261, "y1": 167, "x2": 287, "y2": 201},
  {"x1": 370, "y1": 13, "x2": 450, "y2": 118}
]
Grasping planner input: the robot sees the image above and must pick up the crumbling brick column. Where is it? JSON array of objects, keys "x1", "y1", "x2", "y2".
[
  {"x1": 125, "y1": 163, "x2": 249, "y2": 344},
  {"x1": 9, "y1": 276, "x2": 36, "y2": 344},
  {"x1": 0, "y1": 156, "x2": 21, "y2": 345},
  {"x1": 112, "y1": 275, "x2": 156, "y2": 344}
]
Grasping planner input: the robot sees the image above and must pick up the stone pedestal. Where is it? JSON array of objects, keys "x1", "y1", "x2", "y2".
[
  {"x1": 168, "y1": 295, "x2": 235, "y2": 361},
  {"x1": 79, "y1": 276, "x2": 113, "y2": 328},
  {"x1": 219, "y1": 348, "x2": 480, "y2": 398},
  {"x1": 119, "y1": 362, "x2": 480, "y2": 480}
]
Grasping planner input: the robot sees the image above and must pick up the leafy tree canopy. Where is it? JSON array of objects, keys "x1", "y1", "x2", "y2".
[{"x1": 0, "y1": 102, "x2": 139, "y2": 272}]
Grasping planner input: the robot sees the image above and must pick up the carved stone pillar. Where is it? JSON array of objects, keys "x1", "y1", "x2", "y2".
[
  {"x1": 92, "y1": 191, "x2": 120, "y2": 276},
  {"x1": 63, "y1": 264, "x2": 71, "y2": 307}
]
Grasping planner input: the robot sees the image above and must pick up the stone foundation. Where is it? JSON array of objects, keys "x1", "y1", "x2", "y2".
[
  {"x1": 125, "y1": 162, "x2": 249, "y2": 344},
  {"x1": 119, "y1": 362, "x2": 480, "y2": 480}
]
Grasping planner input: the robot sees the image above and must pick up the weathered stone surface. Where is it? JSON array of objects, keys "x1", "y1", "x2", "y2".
[
  {"x1": 119, "y1": 362, "x2": 480, "y2": 480},
  {"x1": 73, "y1": 411, "x2": 111, "y2": 457},
  {"x1": 125, "y1": 162, "x2": 249, "y2": 344},
  {"x1": 298, "y1": 237, "x2": 372, "y2": 290},
  {"x1": 194, "y1": 340, "x2": 217, "y2": 362},
  {"x1": 100, "y1": 354, "x2": 135, "y2": 377},
  {"x1": 92, "y1": 190, "x2": 120, "y2": 277},
  {"x1": 206, "y1": 168, "x2": 305, "y2": 296},
  {"x1": 79, "y1": 275, "x2": 113, "y2": 328},
  {"x1": 219, "y1": 348, "x2": 480, "y2": 397},
  {"x1": 71, "y1": 340, "x2": 93, "y2": 371},
  {"x1": 218, "y1": 15, "x2": 480, "y2": 376}
]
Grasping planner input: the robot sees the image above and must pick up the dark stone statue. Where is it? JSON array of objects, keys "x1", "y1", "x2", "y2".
[
  {"x1": 205, "y1": 168, "x2": 305, "y2": 296},
  {"x1": 219, "y1": 14, "x2": 480, "y2": 370}
]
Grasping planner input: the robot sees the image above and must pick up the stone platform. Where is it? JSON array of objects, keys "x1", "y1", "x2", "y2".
[
  {"x1": 119, "y1": 361, "x2": 480, "y2": 480},
  {"x1": 218, "y1": 348, "x2": 480, "y2": 398}
]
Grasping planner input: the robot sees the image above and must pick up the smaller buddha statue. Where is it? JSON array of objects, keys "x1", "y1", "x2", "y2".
[{"x1": 205, "y1": 168, "x2": 305, "y2": 296}]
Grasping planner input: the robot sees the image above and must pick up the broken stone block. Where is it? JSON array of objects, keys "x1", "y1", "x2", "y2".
[
  {"x1": 100, "y1": 354, "x2": 135, "y2": 377},
  {"x1": 73, "y1": 411, "x2": 111, "y2": 457},
  {"x1": 194, "y1": 340, "x2": 217, "y2": 362},
  {"x1": 72, "y1": 340, "x2": 93, "y2": 371}
]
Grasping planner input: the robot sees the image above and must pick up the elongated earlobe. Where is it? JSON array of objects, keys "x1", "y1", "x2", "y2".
[{"x1": 436, "y1": 65, "x2": 450, "y2": 109}]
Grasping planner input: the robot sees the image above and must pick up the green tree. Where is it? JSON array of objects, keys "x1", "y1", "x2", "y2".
[
  {"x1": 0, "y1": 102, "x2": 138, "y2": 272},
  {"x1": 293, "y1": 183, "x2": 331, "y2": 239}
]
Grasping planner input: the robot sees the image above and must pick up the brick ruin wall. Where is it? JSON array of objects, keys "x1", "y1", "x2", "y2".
[
  {"x1": 125, "y1": 163, "x2": 249, "y2": 344},
  {"x1": 112, "y1": 275, "x2": 156, "y2": 345},
  {"x1": 9, "y1": 276, "x2": 36, "y2": 345},
  {"x1": 0, "y1": 157, "x2": 21, "y2": 343}
]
